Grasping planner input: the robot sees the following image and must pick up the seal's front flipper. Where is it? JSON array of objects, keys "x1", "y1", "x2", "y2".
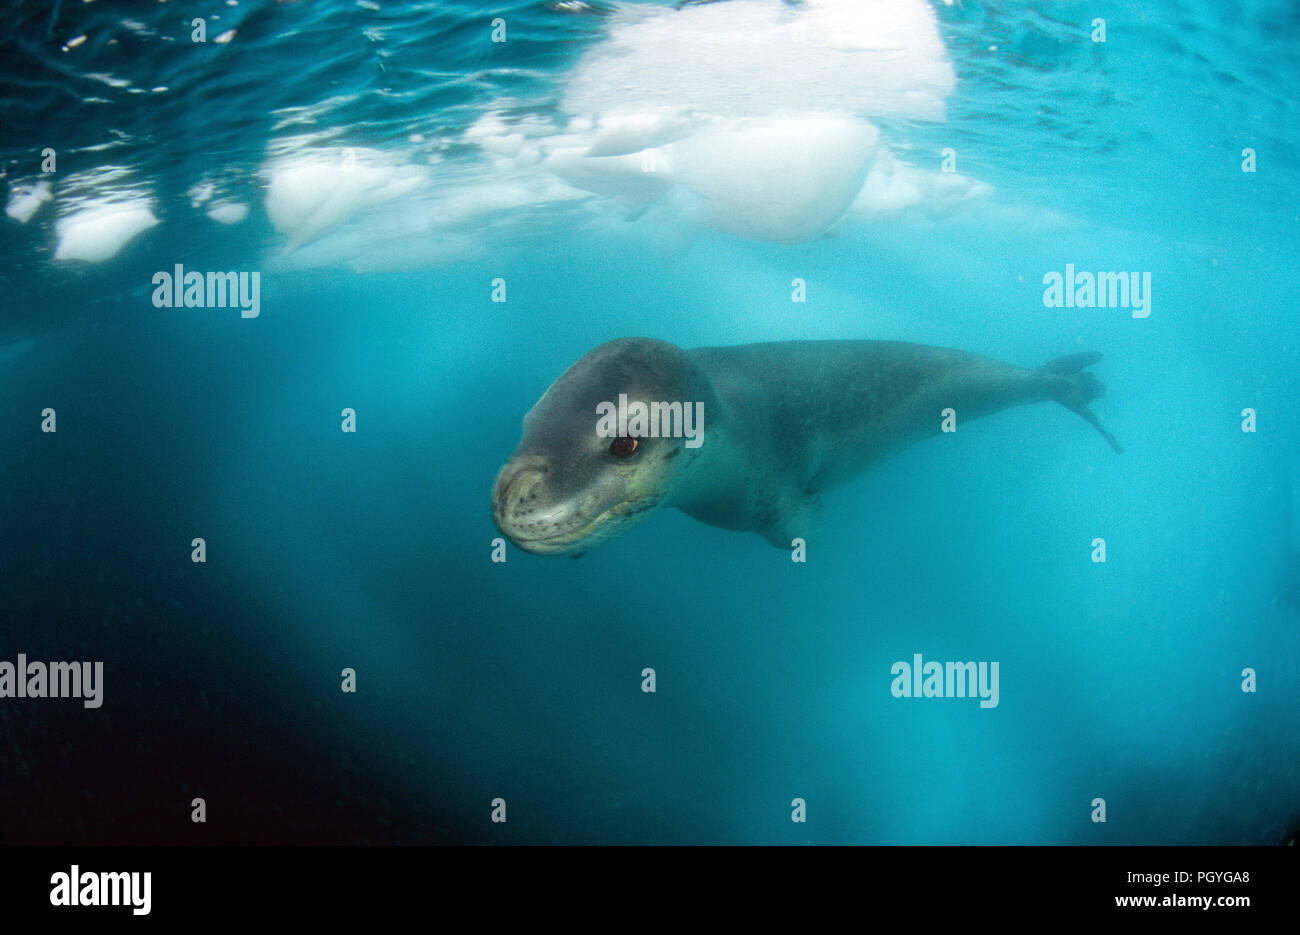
[
  {"x1": 1038, "y1": 351, "x2": 1104, "y2": 377},
  {"x1": 1038, "y1": 352, "x2": 1123, "y2": 454},
  {"x1": 758, "y1": 491, "x2": 822, "y2": 550}
]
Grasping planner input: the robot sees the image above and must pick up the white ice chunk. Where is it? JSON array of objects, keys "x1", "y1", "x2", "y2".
[
  {"x1": 188, "y1": 180, "x2": 215, "y2": 207},
  {"x1": 207, "y1": 201, "x2": 249, "y2": 224},
  {"x1": 585, "y1": 109, "x2": 694, "y2": 157},
  {"x1": 6, "y1": 180, "x2": 53, "y2": 223},
  {"x1": 53, "y1": 200, "x2": 158, "y2": 262},
  {"x1": 264, "y1": 148, "x2": 427, "y2": 251},
  {"x1": 849, "y1": 150, "x2": 992, "y2": 221},
  {"x1": 563, "y1": 0, "x2": 955, "y2": 123},
  {"x1": 668, "y1": 117, "x2": 880, "y2": 242}
]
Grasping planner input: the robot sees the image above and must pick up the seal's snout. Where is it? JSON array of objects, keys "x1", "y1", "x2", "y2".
[
  {"x1": 495, "y1": 464, "x2": 541, "y2": 517},
  {"x1": 492, "y1": 455, "x2": 553, "y2": 534},
  {"x1": 492, "y1": 453, "x2": 591, "y2": 555}
]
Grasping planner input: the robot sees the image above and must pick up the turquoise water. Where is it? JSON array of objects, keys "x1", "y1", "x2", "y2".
[{"x1": 1, "y1": 0, "x2": 1297, "y2": 844}]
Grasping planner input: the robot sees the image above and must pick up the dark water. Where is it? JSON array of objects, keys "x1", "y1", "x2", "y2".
[{"x1": 1, "y1": 0, "x2": 1297, "y2": 844}]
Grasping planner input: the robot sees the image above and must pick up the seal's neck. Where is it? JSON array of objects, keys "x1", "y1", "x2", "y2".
[
  {"x1": 655, "y1": 364, "x2": 753, "y2": 525},
  {"x1": 660, "y1": 412, "x2": 751, "y2": 524}
]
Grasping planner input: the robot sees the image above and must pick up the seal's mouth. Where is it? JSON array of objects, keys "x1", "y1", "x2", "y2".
[{"x1": 492, "y1": 460, "x2": 658, "y2": 556}]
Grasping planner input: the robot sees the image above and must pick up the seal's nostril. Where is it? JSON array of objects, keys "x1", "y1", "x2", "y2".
[
  {"x1": 504, "y1": 470, "x2": 546, "y2": 517},
  {"x1": 494, "y1": 458, "x2": 559, "y2": 533}
]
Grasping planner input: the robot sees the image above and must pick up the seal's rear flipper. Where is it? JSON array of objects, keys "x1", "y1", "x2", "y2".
[{"x1": 1038, "y1": 352, "x2": 1124, "y2": 454}]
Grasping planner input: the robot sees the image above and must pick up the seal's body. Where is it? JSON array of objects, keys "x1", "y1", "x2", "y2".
[{"x1": 493, "y1": 338, "x2": 1120, "y2": 555}]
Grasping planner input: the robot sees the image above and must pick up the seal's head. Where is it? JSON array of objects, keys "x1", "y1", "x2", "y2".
[{"x1": 493, "y1": 338, "x2": 713, "y2": 556}]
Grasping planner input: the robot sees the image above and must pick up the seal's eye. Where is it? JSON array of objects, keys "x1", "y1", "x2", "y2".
[{"x1": 609, "y1": 436, "x2": 639, "y2": 458}]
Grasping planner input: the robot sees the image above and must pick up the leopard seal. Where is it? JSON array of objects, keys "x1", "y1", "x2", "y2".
[{"x1": 492, "y1": 338, "x2": 1121, "y2": 555}]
